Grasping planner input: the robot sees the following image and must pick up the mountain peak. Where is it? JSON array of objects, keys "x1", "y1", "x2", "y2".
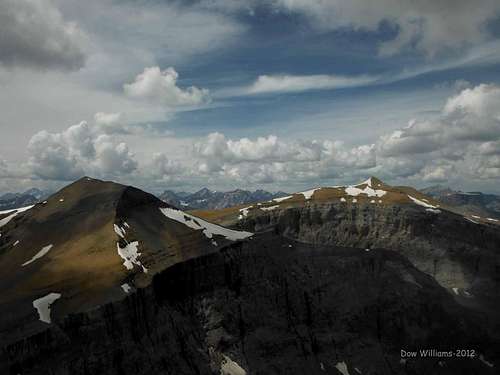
[{"x1": 356, "y1": 176, "x2": 386, "y2": 188}]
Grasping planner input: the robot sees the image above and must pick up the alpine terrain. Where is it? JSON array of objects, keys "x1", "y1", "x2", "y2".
[
  {"x1": 159, "y1": 188, "x2": 288, "y2": 210},
  {"x1": 0, "y1": 177, "x2": 498, "y2": 374}
]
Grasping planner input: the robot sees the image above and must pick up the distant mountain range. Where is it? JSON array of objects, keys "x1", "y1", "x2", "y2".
[
  {"x1": 158, "y1": 187, "x2": 289, "y2": 210},
  {"x1": 420, "y1": 185, "x2": 500, "y2": 219},
  {"x1": 4, "y1": 183, "x2": 500, "y2": 221},
  {"x1": 0, "y1": 188, "x2": 50, "y2": 211}
]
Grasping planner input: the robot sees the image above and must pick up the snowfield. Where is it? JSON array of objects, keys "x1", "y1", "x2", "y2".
[{"x1": 160, "y1": 207, "x2": 252, "y2": 241}]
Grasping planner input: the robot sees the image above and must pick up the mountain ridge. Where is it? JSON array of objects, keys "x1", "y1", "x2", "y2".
[
  {"x1": 1, "y1": 176, "x2": 499, "y2": 374},
  {"x1": 159, "y1": 186, "x2": 289, "y2": 210}
]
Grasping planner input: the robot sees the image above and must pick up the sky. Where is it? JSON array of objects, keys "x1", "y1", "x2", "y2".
[{"x1": 1, "y1": 0, "x2": 500, "y2": 195}]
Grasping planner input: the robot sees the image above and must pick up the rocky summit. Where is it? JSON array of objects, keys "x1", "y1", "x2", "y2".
[{"x1": 0, "y1": 177, "x2": 498, "y2": 374}]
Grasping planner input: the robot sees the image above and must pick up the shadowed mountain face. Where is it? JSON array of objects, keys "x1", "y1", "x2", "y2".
[
  {"x1": 0, "y1": 177, "x2": 499, "y2": 374},
  {"x1": 0, "y1": 177, "x2": 251, "y2": 347}
]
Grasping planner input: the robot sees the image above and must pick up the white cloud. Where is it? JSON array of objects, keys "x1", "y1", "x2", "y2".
[
  {"x1": 92, "y1": 135, "x2": 137, "y2": 176},
  {"x1": 245, "y1": 74, "x2": 378, "y2": 94},
  {"x1": 94, "y1": 112, "x2": 121, "y2": 127},
  {"x1": 5, "y1": 82, "x2": 500, "y2": 193},
  {"x1": 124, "y1": 66, "x2": 210, "y2": 107},
  {"x1": 27, "y1": 129, "x2": 85, "y2": 181},
  {"x1": 375, "y1": 83, "x2": 500, "y2": 181},
  {"x1": 192, "y1": 131, "x2": 377, "y2": 183},
  {"x1": 147, "y1": 153, "x2": 183, "y2": 181},
  {"x1": 27, "y1": 121, "x2": 137, "y2": 181},
  {"x1": 0, "y1": 0, "x2": 87, "y2": 70},
  {"x1": 192, "y1": 83, "x2": 500, "y2": 186},
  {"x1": 193, "y1": 133, "x2": 325, "y2": 173}
]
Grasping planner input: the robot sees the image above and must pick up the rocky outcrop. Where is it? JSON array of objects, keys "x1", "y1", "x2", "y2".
[
  {"x1": 234, "y1": 202, "x2": 500, "y2": 299},
  {"x1": 1, "y1": 233, "x2": 497, "y2": 375}
]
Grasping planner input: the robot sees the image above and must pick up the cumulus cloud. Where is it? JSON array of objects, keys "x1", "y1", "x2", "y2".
[
  {"x1": 245, "y1": 74, "x2": 378, "y2": 94},
  {"x1": 124, "y1": 66, "x2": 210, "y2": 107},
  {"x1": 193, "y1": 133, "x2": 325, "y2": 173},
  {"x1": 376, "y1": 83, "x2": 500, "y2": 180},
  {"x1": 8, "y1": 82, "x2": 500, "y2": 191},
  {"x1": 193, "y1": 132, "x2": 377, "y2": 183},
  {"x1": 0, "y1": 0, "x2": 86, "y2": 70},
  {"x1": 271, "y1": 0, "x2": 500, "y2": 57},
  {"x1": 27, "y1": 121, "x2": 137, "y2": 181},
  {"x1": 147, "y1": 153, "x2": 183, "y2": 180},
  {"x1": 191, "y1": 83, "x2": 500, "y2": 185}
]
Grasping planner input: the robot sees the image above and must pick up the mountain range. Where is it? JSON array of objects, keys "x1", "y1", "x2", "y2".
[
  {"x1": 159, "y1": 187, "x2": 289, "y2": 210},
  {"x1": 420, "y1": 185, "x2": 500, "y2": 219},
  {"x1": 0, "y1": 176, "x2": 498, "y2": 374},
  {"x1": 0, "y1": 188, "x2": 49, "y2": 211}
]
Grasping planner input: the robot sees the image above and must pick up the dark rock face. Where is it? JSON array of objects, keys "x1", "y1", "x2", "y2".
[
  {"x1": 1, "y1": 234, "x2": 496, "y2": 375},
  {"x1": 234, "y1": 202, "x2": 500, "y2": 330}
]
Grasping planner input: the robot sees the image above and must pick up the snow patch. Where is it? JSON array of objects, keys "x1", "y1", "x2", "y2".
[
  {"x1": 300, "y1": 188, "x2": 321, "y2": 200},
  {"x1": 121, "y1": 283, "x2": 132, "y2": 293},
  {"x1": 160, "y1": 207, "x2": 253, "y2": 241},
  {"x1": 123, "y1": 222, "x2": 130, "y2": 228},
  {"x1": 452, "y1": 287, "x2": 459, "y2": 295},
  {"x1": 238, "y1": 206, "x2": 252, "y2": 220},
  {"x1": 0, "y1": 205, "x2": 34, "y2": 228},
  {"x1": 466, "y1": 217, "x2": 479, "y2": 224},
  {"x1": 340, "y1": 197, "x2": 347, "y2": 202},
  {"x1": 426, "y1": 208, "x2": 441, "y2": 214},
  {"x1": 33, "y1": 293, "x2": 61, "y2": 323},
  {"x1": 408, "y1": 195, "x2": 437, "y2": 209},
  {"x1": 345, "y1": 185, "x2": 386, "y2": 198},
  {"x1": 13, "y1": 240, "x2": 19, "y2": 246},
  {"x1": 59, "y1": 198, "x2": 64, "y2": 202},
  {"x1": 116, "y1": 241, "x2": 148, "y2": 273},
  {"x1": 487, "y1": 218, "x2": 499, "y2": 222},
  {"x1": 22, "y1": 244, "x2": 53, "y2": 266},
  {"x1": 352, "y1": 198, "x2": 357, "y2": 203},
  {"x1": 335, "y1": 361, "x2": 350, "y2": 375},
  {"x1": 261, "y1": 205, "x2": 280, "y2": 211},
  {"x1": 359, "y1": 177, "x2": 373, "y2": 186},
  {"x1": 114, "y1": 224, "x2": 126, "y2": 238},
  {"x1": 220, "y1": 354, "x2": 246, "y2": 375},
  {"x1": 273, "y1": 195, "x2": 292, "y2": 203}
]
